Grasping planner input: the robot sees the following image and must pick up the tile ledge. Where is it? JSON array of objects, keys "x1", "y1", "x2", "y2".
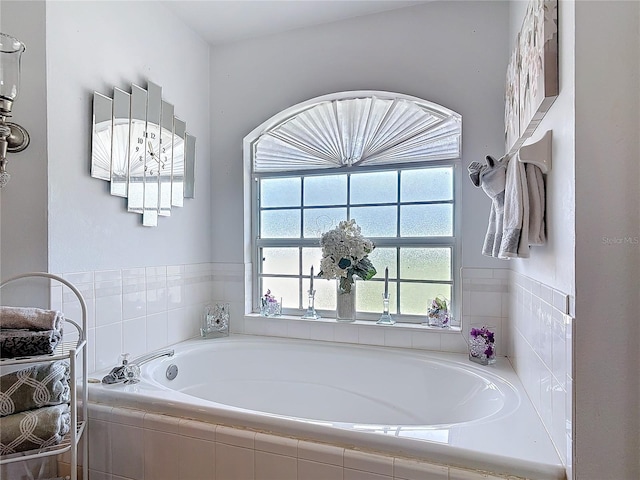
[{"x1": 243, "y1": 313, "x2": 462, "y2": 334}]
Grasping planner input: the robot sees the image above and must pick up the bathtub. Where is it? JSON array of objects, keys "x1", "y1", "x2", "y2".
[{"x1": 88, "y1": 335, "x2": 564, "y2": 479}]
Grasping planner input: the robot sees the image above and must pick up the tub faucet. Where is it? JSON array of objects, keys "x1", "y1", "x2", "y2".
[{"x1": 102, "y1": 348, "x2": 175, "y2": 384}]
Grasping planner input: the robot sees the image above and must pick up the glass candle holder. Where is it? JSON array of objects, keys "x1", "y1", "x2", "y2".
[
  {"x1": 376, "y1": 293, "x2": 395, "y2": 325},
  {"x1": 301, "y1": 289, "x2": 321, "y2": 319},
  {"x1": 260, "y1": 297, "x2": 282, "y2": 317}
]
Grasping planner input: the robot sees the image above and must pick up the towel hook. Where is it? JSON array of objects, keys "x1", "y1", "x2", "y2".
[{"x1": 517, "y1": 130, "x2": 552, "y2": 173}]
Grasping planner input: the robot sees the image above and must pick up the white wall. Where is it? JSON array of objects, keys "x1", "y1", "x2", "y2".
[
  {"x1": 574, "y1": 1, "x2": 639, "y2": 478},
  {"x1": 0, "y1": 1, "x2": 49, "y2": 306},
  {"x1": 44, "y1": 0, "x2": 212, "y2": 274},
  {"x1": 209, "y1": 1, "x2": 510, "y2": 271}
]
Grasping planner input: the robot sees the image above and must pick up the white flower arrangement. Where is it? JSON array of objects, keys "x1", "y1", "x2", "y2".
[{"x1": 318, "y1": 219, "x2": 376, "y2": 294}]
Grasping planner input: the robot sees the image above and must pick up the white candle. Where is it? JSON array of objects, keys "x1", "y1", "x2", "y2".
[
  {"x1": 384, "y1": 267, "x2": 389, "y2": 297},
  {"x1": 310, "y1": 265, "x2": 314, "y2": 291}
]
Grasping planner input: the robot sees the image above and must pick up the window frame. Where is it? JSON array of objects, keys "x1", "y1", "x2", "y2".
[{"x1": 251, "y1": 159, "x2": 462, "y2": 324}]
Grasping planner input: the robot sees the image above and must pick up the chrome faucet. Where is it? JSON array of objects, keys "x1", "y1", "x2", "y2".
[{"x1": 102, "y1": 348, "x2": 175, "y2": 384}]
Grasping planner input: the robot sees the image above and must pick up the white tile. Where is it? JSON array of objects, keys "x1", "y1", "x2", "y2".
[
  {"x1": 146, "y1": 266, "x2": 167, "y2": 277},
  {"x1": 168, "y1": 307, "x2": 192, "y2": 344},
  {"x1": 468, "y1": 291, "x2": 502, "y2": 317},
  {"x1": 334, "y1": 323, "x2": 359, "y2": 344},
  {"x1": 461, "y1": 268, "x2": 494, "y2": 279},
  {"x1": 179, "y1": 436, "x2": 216, "y2": 480},
  {"x1": 95, "y1": 295, "x2": 122, "y2": 327},
  {"x1": 167, "y1": 282, "x2": 185, "y2": 309},
  {"x1": 146, "y1": 312, "x2": 168, "y2": 352},
  {"x1": 287, "y1": 319, "x2": 311, "y2": 339},
  {"x1": 551, "y1": 379, "x2": 567, "y2": 465},
  {"x1": 298, "y1": 459, "x2": 343, "y2": 480},
  {"x1": 122, "y1": 317, "x2": 147, "y2": 359},
  {"x1": 144, "y1": 412, "x2": 181, "y2": 434},
  {"x1": 245, "y1": 316, "x2": 268, "y2": 336},
  {"x1": 440, "y1": 332, "x2": 468, "y2": 353},
  {"x1": 167, "y1": 264, "x2": 185, "y2": 276},
  {"x1": 449, "y1": 467, "x2": 505, "y2": 479},
  {"x1": 255, "y1": 451, "x2": 297, "y2": 480},
  {"x1": 110, "y1": 406, "x2": 145, "y2": 428},
  {"x1": 146, "y1": 286, "x2": 168, "y2": 316},
  {"x1": 87, "y1": 327, "x2": 96, "y2": 374},
  {"x1": 411, "y1": 331, "x2": 441, "y2": 351},
  {"x1": 64, "y1": 271, "x2": 95, "y2": 284},
  {"x1": 358, "y1": 326, "x2": 384, "y2": 346},
  {"x1": 304, "y1": 321, "x2": 331, "y2": 341},
  {"x1": 540, "y1": 370, "x2": 554, "y2": 430},
  {"x1": 298, "y1": 440, "x2": 343, "y2": 466},
  {"x1": 345, "y1": 468, "x2": 391, "y2": 480},
  {"x1": 122, "y1": 291, "x2": 146, "y2": 320},
  {"x1": 384, "y1": 328, "x2": 412, "y2": 348},
  {"x1": 110, "y1": 423, "x2": 144, "y2": 479},
  {"x1": 95, "y1": 323, "x2": 122, "y2": 371},
  {"x1": 393, "y1": 457, "x2": 448, "y2": 480},
  {"x1": 88, "y1": 419, "x2": 111, "y2": 474},
  {"x1": 215, "y1": 443, "x2": 255, "y2": 480},
  {"x1": 255, "y1": 432, "x2": 297, "y2": 456},
  {"x1": 265, "y1": 317, "x2": 289, "y2": 337},
  {"x1": 144, "y1": 429, "x2": 180, "y2": 480},
  {"x1": 552, "y1": 289, "x2": 568, "y2": 314},
  {"x1": 216, "y1": 425, "x2": 255, "y2": 448},
  {"x1": 344, "y1": 449, "x2": 393, "y2": 476},
  {"x1": 179, "y1": 419, "x2": 216, "y2": 442}
]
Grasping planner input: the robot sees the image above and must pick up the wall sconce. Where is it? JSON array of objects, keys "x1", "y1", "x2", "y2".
[{"x1": 0, "y1": 33, "x2": 30, "y2": 188}]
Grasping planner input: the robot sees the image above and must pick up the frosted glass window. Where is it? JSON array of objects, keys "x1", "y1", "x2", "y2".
[
  {"x1": 350, "y1": 171, "x2": 397, "y2": 204},
  {"x1": 302, "y1": 248, "x2": 322, "y2": 274},
  {"x1": 350, "y1": 206, "x2": 397, "y2": 238},
  {"x1": 357, "y1": 280, "x2": 397, "y2": 314},
  {"x1": 303, "y1": 208, "x2": 347, "y2": 238},
  {"x1": 400, "y1": 248, "x2": 451, "y2": 281},
  {"x1": 261, "y1": 177, "x2": 301, "y2": 207},
  {"x1": 304, "y1": 175, "x2": 347, "y2": 206},
  {"x1": 366, "y1": 248, "x2": 397, "y2": 279},
  {"x1": 261, "y1": 248, "x2": 299, "y2": 275},
  {"x1": 400, "y1": 204, "x2": 453, "y2": 237},
  {"x1": 401, "y1": 167, "x2": 453, "y2": 202},
  {"x1": 260, "y1": 277, "x2": 299, "y2": 309},
  {"x1": 400, "y1": 283, "x2": 452, "y2": 316},
  {"x1": 260, "y1": 210, "x2": 301, "y2": 238}
]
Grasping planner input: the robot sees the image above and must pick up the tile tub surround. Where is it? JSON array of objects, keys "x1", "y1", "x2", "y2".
[
  {"x1": 508, "y1": 271, "x2": 573, "y2": 476},
  {"x1": 49, "y1": 263, "x2": 216, "y2": 374},
  {"x1": 80, "y1": 403, "x2": 556, "y2": 480}
]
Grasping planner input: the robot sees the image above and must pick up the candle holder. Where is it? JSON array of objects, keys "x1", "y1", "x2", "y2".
[
  {"x1": 301, "y1": 289, "x2": 321, "y2": 319},
  {"x1": 376, "y1": 293, "x2": 395, "y2": 325}
]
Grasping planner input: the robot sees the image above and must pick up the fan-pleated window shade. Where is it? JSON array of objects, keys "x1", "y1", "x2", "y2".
[{"x1": 254, "y1": 95, "x2": 462, "y2": 173}]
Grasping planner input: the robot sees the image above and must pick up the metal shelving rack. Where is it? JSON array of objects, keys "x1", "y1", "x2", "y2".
[{"x1": 0, "y1": 272, "x2": 88, "y2": 480}]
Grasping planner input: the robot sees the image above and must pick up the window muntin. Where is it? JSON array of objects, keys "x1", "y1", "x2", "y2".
[{"x1": 256, "y1": 165, "x2": 456, "y2": 323}]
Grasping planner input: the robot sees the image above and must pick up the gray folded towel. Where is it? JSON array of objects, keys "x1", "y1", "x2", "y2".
[
  {"x1": 0, "y1": 329, "x2": 62, "y2": 358},
  {"x1": 0, "y1": 403, "x2": 71, "y2": 455},
  {"x1": 0, "y1": 306, "x2": 64, "y2": 332},
  {"x1": 0, "y1": 360, "x2": 70, "y2": 417}
]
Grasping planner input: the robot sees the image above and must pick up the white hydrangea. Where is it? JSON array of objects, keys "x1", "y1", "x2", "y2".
[{"x1": 318, "y1": 220, "x2": 376, "y2": 292}]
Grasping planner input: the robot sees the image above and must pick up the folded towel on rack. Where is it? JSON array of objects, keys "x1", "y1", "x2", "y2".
[
  {"x1": 499, "y1": 152, "x2": 530, "y2": 258},
  {"x1": 478, "y1": 154, "x2": 508, "y2": 257},
  {"x1": 526, "y1": 163, "x2": 546, "y2": 245},
  {"x1": 0, "y1": 306, "x2": 64, "y2": 333},
  {"x1": 0, "y1": 329, "x2": 62, "y2": 358},
  {"x1": 0, "y1": 360, "x2": 70, "y2": 417},
  {"x1": 0, "y1": 403, "x2": 71, "y2": 455}
]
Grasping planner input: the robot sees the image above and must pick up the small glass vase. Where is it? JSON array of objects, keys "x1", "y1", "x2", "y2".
[
  {"x1": 469, "y1": 323, "x2": 496, "y2": 365},
  {"x1": 336, "y1": 279, "x2": 356, "y2": 322}
]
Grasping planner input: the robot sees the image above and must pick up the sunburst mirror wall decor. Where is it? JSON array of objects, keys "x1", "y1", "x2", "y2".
[{"x1": 91, "y1": 81, "x2": 196, "y2": 227}]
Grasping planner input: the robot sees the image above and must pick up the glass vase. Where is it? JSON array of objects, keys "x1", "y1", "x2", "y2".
[
  {"x1": 468, "y1": 323, "x2": 496, "y2": 365},
  {"x1": 336, "y1": 279, "x2": 356, "y2": 322}
]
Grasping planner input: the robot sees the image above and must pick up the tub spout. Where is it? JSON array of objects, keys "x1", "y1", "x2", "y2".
[{"x1": 101, "y1": 348, "x2": 174, "y2": 384}]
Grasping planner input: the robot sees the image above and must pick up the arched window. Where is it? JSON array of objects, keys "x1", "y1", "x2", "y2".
[{"x1": 244, "y1": 91, "x2": 462, "y2": 323}]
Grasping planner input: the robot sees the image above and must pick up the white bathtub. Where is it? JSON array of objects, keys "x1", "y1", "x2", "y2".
[{"x1": 89, "y1": 335, "x2": 564, "y2": 479}]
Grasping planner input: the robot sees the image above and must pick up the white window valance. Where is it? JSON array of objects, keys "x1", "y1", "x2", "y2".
[{"x1": 251, "y1": 91, "x2": 462, "y2": 173}]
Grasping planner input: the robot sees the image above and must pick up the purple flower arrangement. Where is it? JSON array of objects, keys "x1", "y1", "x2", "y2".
[
  {"x1": 260, "y1": 289, "x2": 281, "y2": 317},
  {"x1": 426, "y1": 296, "x2": 450, "y2": 327},
  {"x1": 469, "y1": 324, "x2": 496, "y2": 365}
]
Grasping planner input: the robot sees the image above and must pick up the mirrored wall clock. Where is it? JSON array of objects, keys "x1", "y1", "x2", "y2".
[{"x1": 91, "y1": 81, "x2": 196, "y2": 227}]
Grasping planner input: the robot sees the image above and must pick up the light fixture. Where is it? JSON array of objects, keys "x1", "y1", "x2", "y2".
[{"x1": 0, "y1": 32, "x2": 30, "y2": 188}]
